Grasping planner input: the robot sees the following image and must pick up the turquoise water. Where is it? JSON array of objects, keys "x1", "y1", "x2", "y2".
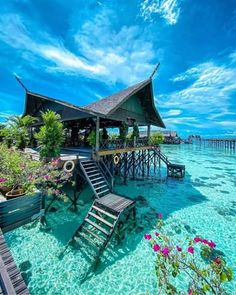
[{"x1": 5, "y1": 144, "x2": 236, "y2": 294}]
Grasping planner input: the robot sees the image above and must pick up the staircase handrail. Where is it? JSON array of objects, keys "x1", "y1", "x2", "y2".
[{"x1": 97, "y1": 159, "x2": 114, "y2": 192}]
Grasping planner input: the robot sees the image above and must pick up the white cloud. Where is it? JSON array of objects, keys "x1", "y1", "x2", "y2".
[
  {"x1": 73, "y1": 9, "x2": 157, "y2": 84},
  {"x1": 0, "y1": 11, "x2": 157, "y2": 85},
  {"x1": 140, "y1": 0, "x2": 181, "y2": 25},
  {"x1": 164, "y1": 109, "x2": 182, "y2": 116},
  {"x1": 161, "y1": 59, "x2": 236, "y2": 115}
]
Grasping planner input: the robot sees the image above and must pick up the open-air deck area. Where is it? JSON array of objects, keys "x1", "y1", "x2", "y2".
[{"x1": 1, "y1": 1, "x2": 236, "y2": 293}]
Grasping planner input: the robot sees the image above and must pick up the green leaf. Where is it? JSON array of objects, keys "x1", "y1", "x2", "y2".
[
  {"x1": 226, "y1": 267, "x2": 233, "y2": 281},
  {"x1": 202, "y1": 284, "x2": 210, "y2": 292},
  {"x1": 220, "y1": 271, "x2": 228, "y2": 282}
]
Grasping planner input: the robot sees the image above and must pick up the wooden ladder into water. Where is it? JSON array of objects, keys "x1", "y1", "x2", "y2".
[
  {"x1": 153, "y1": 147, "x2": 186, "y2": 178},
  {"x1": 0, "y1": 228, "x2": 30, "y2": 295}
]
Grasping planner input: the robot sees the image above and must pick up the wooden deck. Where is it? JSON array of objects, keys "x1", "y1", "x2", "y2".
[
  {"x1": 0, "y1": 229, "x2": 29, "y2": 295},
  {"x1": 97, "y1": 145, "x2": 153, "y2": 156},
  {"x1": 96, "y1": 193, "x2": 135, "y2": 213}
]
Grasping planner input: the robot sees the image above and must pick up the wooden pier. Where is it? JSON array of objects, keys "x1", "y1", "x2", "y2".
[
  {"x1": 197, "y1": 138, "x2": 236, "y2": 150},
  {"x1": 0, "y1": 228, "x2": 30, "y2": 295}
]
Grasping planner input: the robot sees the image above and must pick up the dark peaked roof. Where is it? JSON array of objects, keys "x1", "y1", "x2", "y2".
[
  {"x1": 84, "y1": 79, "x2": 150, "y2": 115},
  {"x1": 84, "y1": 78, "x2": 165, "y2": 128},
  {"x1": 23, "y1": 78, "x2": 165, "y2": 128}
]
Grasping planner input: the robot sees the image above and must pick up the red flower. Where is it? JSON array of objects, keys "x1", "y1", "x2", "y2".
[
  {"x1": 187, "y1": 246, "x2": 194, "y2": 254},
  {"x1": 161, "y1": 247, "x2": 170, "y2": 256},
  {"x1": 155, "y1": 232, "x2": 160, "y2": 237},
  {"x1": 213, "y1": 257, "x2": 221, "y2": 265},
  {"x1": 202, "y1": 239, "x2": 208, "y2": 244},
  {"x1": 207, "y1": 240, "x2": 216, "y2": 248},
  {"x1": 193, "y1": 237, "x2": 202, "y2": 243},
  {"x1": 0, "y1": 178, "x2": 7, "y2": 183},
  {"x1": 188, "y1": 289, "x2": 193, "y2": 295},
  {"x1": 144, "y1": 234, "x2": 152, "y2": 240},
  {"x1": 153, "y1": 244, "x2": 161, "y2": 252},
  {"x1": 176, "y1": 245, "x2": 182, "y2": 252}
]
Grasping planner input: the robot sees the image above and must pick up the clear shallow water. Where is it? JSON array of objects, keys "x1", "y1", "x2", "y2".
[{"x1": 5, "y1": 144, "x2": 236, "y2": 294}]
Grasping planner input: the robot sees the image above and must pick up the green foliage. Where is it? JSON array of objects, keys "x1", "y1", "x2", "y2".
[
  {"x1": 132, "y1": 123, "x2": 139, "y2": 138},
  {"x1": 110, "y1": 133, "x2": 118, "y2": 140},
  {"x1": 0, "y1": 144, "x2": 40, "y2": 192},
  {"x1": 35, "y1": 110, "x2": 65, "y2": 159},
  {"x1": 119, "y1": 122, "x2": 128, "y2": 140},
  {"x1": 0, "y1": 115, "x2": 37, "y2": 150},
  {"x1": 0, "y1": 144, "x2": 73, "y2": 198},
  {"x1": 87, "y1": 130, "x2": 96, "y2": 147},
  {"x1": 150, "y1": 132, "x2": 164, "y2": 145},
  {"x1": 145, "y1": 217, "x2": 232, "y2": 294}
]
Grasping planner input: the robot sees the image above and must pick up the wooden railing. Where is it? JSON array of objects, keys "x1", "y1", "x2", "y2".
[{"x1": 99, "y1": 137, "x2": 149, "y2": 150}]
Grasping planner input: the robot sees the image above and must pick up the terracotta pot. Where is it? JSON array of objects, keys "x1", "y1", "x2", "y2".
[
  {"x1": 0, "y1": 186, "x2": 12, "y2": 196},
  {"x1": 6, "y1": 189, "x2": 26, "y2": 199}
]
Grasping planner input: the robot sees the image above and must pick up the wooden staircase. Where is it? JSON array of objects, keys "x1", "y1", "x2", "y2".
[
  {"x1": 153, "y1": 147, "x2": 185, "y2": 178},
  {"x1": 79, "y1": 160, "x2": 111, "y2": 198}
]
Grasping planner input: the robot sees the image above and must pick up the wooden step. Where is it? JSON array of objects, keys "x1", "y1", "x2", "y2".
[
  {"x1": 77, "y1": 231, "x2": 101, "y2": 247},
  {"x1": 91, "y1": 176, "x2": 103, "y2": 182},
  {"x1": 92, "y1": 180, "x2": 106, "y2": 186},
  {"x1": 84, "y1": 166, "x2": 97, "y2": 171},
  {"x1": 97, "y1": 189, "x2": 110, "y2": 196},
  {"x1": 95, "y1": 184, "x2": 108, "y2": 191},
  {"x1": 87, "y1": 169, "x2": 99, "y2": 174},
  {"x1": 84, "y1": 218, "x2": 110, "y2": 236},
  {"x1": 82, "y1": 162, "x2": 95, "y2": 166},
  {"x1": 88, "y1": 212, "x2": 114, "y2": 228},
  {"x1": 88, "y1": 173, "x2": 101, "y2": 178},
  {"x1": 82, "y1": 227, "x2": 106, "y2": 243},
  {"x1": 92, "y1": 205, "x2": 118, "y2": 220}
]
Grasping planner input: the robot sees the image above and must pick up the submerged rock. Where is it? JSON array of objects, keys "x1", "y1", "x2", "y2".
[
  {"x1": 136, "y1": 195, "x2": 148, "y2": 206},
  {"x1": 49, "y1": 206, "x2": 57, "y2": 212},
  {"x1": 19, "y1": 260, "x2": 32, "y2": 272}
]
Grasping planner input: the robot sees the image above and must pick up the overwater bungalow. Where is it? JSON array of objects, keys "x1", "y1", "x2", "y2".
[{"x1": 0, "y1": 77, "x2": 185, "y2": 293}]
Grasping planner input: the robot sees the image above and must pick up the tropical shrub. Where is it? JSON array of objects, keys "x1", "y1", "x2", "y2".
[
  {"x1": 87, "y1": 130, "x2": 96, "y2": 147},
  {"x1": 35, "y1": 110, "x2": 65, "y2": 159},
  {"x1": 119, "y1": 122, "x2": 128, "y2": 140},
  {"x1": 145, "y1": 214, "x2": 232, "y2": 294},
  {"x1": 0, "y1": 144, "x2": 73, "y2": 199},
  {"x1": 150, "y1": 132, "x2": 164, "y2": 145},
  {"x1": 4, "y1": 115, "x2": 37, "y2": 150}
]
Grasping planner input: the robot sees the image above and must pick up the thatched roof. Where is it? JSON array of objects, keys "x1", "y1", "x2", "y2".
[
  {"x1": 84, "y1": 78, "x2": 165, "y2": 127},
  {"x1": 84, "y1": 79, "x2": 150, "y2": 115},
  {"x1": 24, "y1": 78, "x2": 165, "y2": 128}
]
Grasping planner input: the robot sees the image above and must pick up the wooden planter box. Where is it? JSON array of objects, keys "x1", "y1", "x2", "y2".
[{"x1": 0, "y1": 191, "x2": 44, "y2": 233}]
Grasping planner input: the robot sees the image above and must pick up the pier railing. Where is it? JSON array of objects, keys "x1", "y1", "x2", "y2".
[
  {"x1": 99, "y1": 137, "x2": 149, "y2": 151},
  {"x1": 196, "y1": 138, "x2": 236, "y2": 150}
]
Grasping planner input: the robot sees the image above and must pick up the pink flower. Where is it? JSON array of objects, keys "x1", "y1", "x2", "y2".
[
  {"x1": 193, "y1": 237, "x2": 202, "y2": 243},
  {"x1": 144, "y1": 234, "x2": 152, "y2": 240},
  {"x1": 188, "y1": 289, "x2": 193, "y2": 295},
  {"x1": 202, "y1": 239, "x2": 209, "y2": 244},
  {"x1": 188, "y1": 246, "x2": 194, "y2": 254},
  {"x1": 157, "y1": 213, "x2": 163, "y2": 219},
  {"x1": 213, "y1": 257, "x2": 221, "y2": 265},
  {"x1": 161, "y1": 247, "x2": 170, "y2": 256},
  {"x1": 176, "y1": 245, "x2": 182, "y2": 252},
  {"x1": 153, "y1": 244, "x2": 161, "y2": 252},
  {"x1": 44, "y1": 175, "x2": 50, "y2": 181},
  {"x1": 155, "y1": 232, "x2": 160, "y2": 237},
  {"x1": 51, "y1": 158, "x2": 60, "y2": 167},
  {"x1": 207, "y1": 240, "x2": 216, "y2": 248},
  {"x1": 0, "y1": 178, "x2": 7, "y2": 183}
]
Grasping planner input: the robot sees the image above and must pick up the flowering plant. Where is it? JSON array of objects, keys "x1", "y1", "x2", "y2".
[
  {"x1": 0, "y1": 144, "x2": 74, "y2": 199},
  {"x1": 145, "y1": 214, "x2": 232, "y2": 294},
  {"x1": 30, "y1": 158, "x2": 74, "y2": 200}
]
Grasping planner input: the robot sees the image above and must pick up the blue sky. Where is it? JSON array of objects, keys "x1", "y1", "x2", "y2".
[{"x1": 0, "y1": 0, "x2": 235, "y2": 137}]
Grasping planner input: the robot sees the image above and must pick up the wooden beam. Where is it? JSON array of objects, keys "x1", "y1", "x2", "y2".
[
  {"x1": 95, "y1": 116, "x2": 100, "y2": 152},
  {"x1": 98, "y1": 145, "x2": 153, "y2": 156},
  {"x1": 147, "y1": 125, "x2": 151, "y2": 144}
]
